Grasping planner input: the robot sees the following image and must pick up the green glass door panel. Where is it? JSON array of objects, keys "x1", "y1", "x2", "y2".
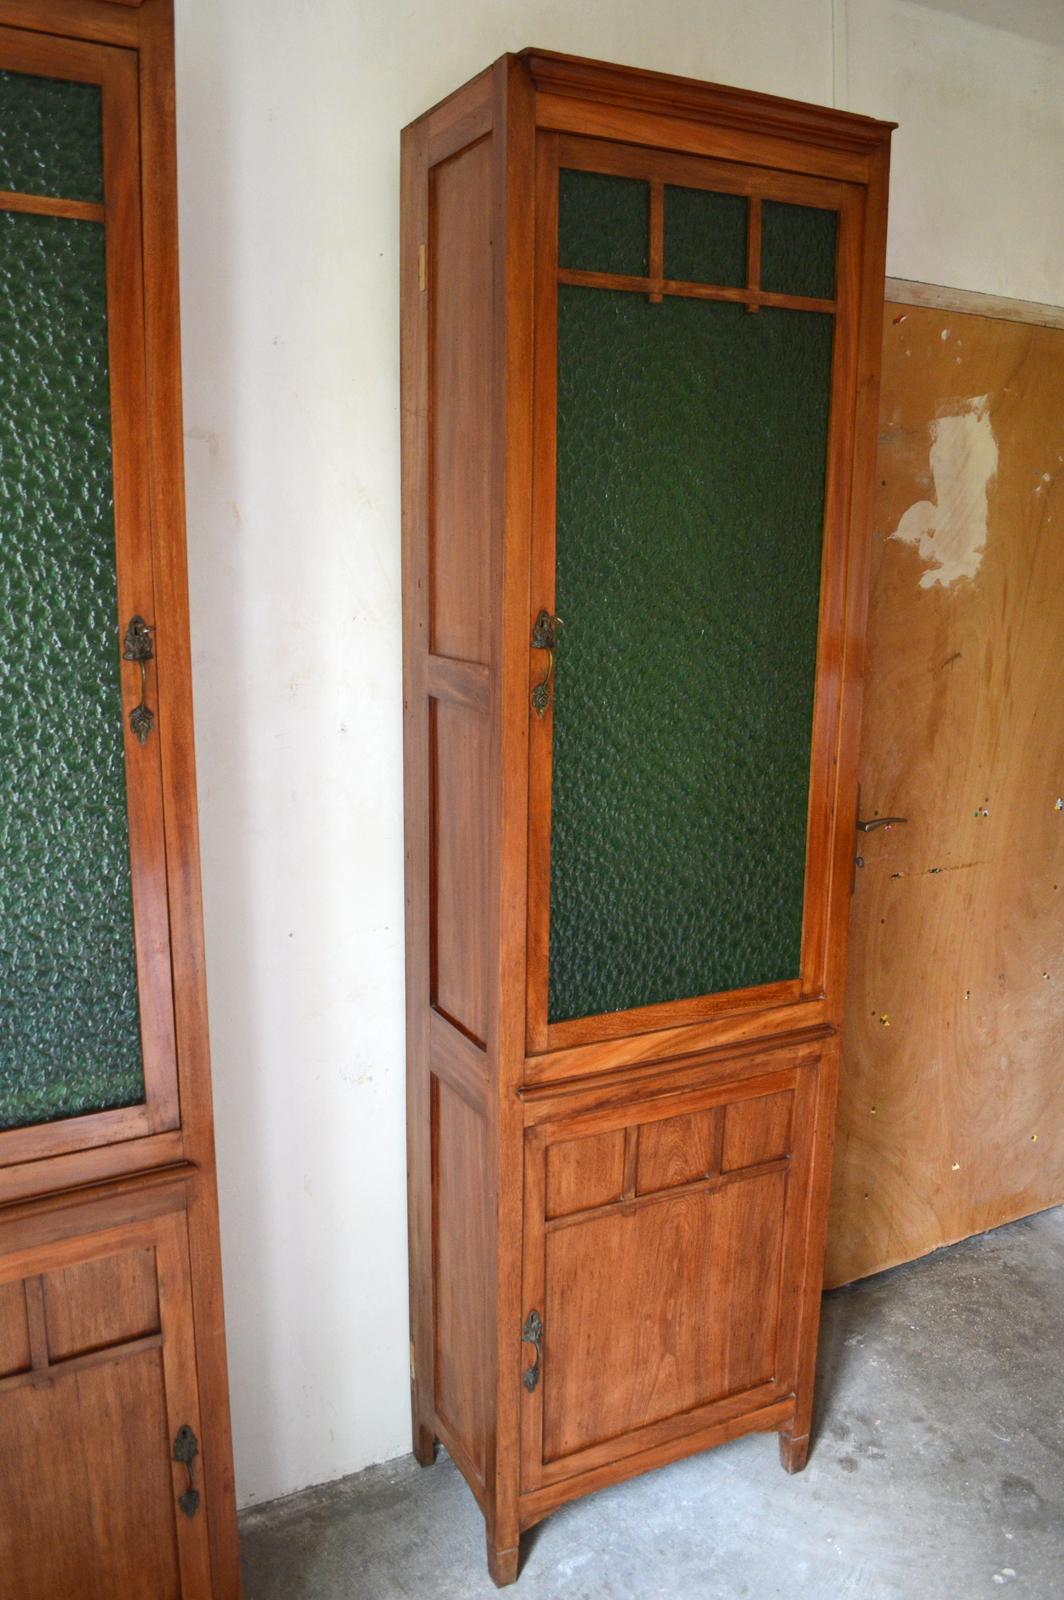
[
  {"x1": 0, "y1": 208, "x2": 144, "y2": 1129},
  {"x1": 0, "y1": 70, "x2": 103, "y2": 202},
  {"x1": 548, "y1": 287, "x2": 834, "y2": 1023}
]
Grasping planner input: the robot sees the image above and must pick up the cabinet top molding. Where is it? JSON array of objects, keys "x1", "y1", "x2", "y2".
[{"x1": 520, "y1": 47, "x2": 896, "y2": 154}]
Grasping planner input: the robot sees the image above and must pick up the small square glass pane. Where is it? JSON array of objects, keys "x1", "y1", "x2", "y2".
[
  {"x1": 664, "y1": 186, "x2": 747, "y2": 287},
  {"x1": 558, "y1": 169, "x2": 648, "y2": 277},
  {"x1": 0, "y1": 70, "x2": 103, "y2": 202},
  {"x1": 761, "y1": 200, "x2": 837, "y2": 300}
]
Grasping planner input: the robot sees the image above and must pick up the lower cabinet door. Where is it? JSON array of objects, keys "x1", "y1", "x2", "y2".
[
  {"x1": 0, "y1": 1188, "x2": 213, "y2": 1599},
  {"x1": 520, "y1": 1058, "x2": 819, "y2": 1492}
]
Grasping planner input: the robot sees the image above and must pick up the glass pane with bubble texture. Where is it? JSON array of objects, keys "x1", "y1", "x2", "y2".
[
  {"x1": 548, "y1": 286, "x2": 834, "y2": 1023},
  {"x1": 0, "y1": 210, "x2": 144, "y2": 1129},
  {"x1": 0, "y1": 69, "x2": 103, "y2": 202}
]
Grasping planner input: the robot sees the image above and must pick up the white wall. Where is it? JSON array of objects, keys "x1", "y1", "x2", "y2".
[{"x1": 173, "y1": 0, "x2": 1064, "y2": 1508}]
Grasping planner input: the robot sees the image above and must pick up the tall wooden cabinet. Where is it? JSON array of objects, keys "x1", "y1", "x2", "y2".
[
  {"x1": 402, "y1": 49, "x2": 892, "y2": 1585},
  {"x1": 0, "y1": 3, "x2": 240, "y2": 1594}
]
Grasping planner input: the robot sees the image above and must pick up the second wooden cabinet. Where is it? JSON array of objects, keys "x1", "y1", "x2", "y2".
[{"x1": 402, "y1": 48, "x2": 893, "y2": 1584}]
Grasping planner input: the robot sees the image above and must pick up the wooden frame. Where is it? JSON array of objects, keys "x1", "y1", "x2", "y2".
[
  {"x1": 402, "y1": 47, "x2": 893, "y2": 1586},
  {"x1": 0, "y1": 24, "x2": 180, "y2": 1171},
  {"x1": 0, "y1": 4, "x2": 240, "y2": 1593},
  {"x1": 524, "y1": 132, "x2": 866, "y2": 1057}
]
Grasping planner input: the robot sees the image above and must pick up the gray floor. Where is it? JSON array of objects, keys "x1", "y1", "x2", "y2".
[{"x1": 240, "y1": 1207, "x2": 1064, "y2": 1599}]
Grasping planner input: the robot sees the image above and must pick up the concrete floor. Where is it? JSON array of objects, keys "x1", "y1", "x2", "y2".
[{"x1": 239, "y1": 1207, "x2": 1064, "y2": 1599}]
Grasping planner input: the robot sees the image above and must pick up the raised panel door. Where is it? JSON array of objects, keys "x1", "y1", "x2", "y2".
[
  {"x1": 520, "y1": 1062, "x2": 819, "y2": 1493},
  {"x1": 0, "y1": 1198, "x2": 213, "y2": 1598}
]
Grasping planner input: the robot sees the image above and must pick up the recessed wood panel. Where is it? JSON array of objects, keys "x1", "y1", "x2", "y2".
[
  {"x1": 0, "y1": 1279, "x2": 30, "y2": 1378},
  {"x1": 546, "y1": 1130, "x2": 625, "y2": 1218},
  {"x1": 42, "y1": 1246, "x2": 159, "y2": 1361},
  {"x1": 434, "y1": 1078, "x2": 491, "y2": 1478},
  {"x1": 0, "y1": 1347, "x2": 180, "y2": 1600},
  {"x1": 722, "y1": 1090, "x2": 793, "y2": 1172},
  {"x1": 431, "y1": 699, "x2": 489, "y2": 1046},
  {"x1": 429, "y1": 135, "x2": 494, "y2": 665},
  {"x1": 542, "y1": 1171, "x2": 787, "y2": 1461},
  {"x1": 636, "y1": 1110, "x2": 719, "y2": 1194}
]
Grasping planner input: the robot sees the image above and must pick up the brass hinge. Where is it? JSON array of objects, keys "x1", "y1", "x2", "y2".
[
  {"x1": 418, "y1": 243, "x2": 427, "y2": 292},
  {"x1": 409, "y1": 1340, "x2": 416, "y2": 1383}
]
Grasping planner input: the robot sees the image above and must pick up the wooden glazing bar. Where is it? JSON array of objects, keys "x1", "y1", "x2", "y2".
[
  {"x1": 746, "y1": 194, "x2": 761, "y2": 314},
  {"x1": 557, "y1": 265, "x2": 835, "y2": 315},
  {"x1": 647, "y1": 178, "x2": 663, "y2": 303},
  {"x1": 0, "y1": 189, "x2": 104, "y2": 221}
]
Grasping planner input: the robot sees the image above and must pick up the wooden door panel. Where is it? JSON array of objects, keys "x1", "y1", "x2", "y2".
[
  {"x1": 830, "y1": 305, "x2": 1064, "y2": 1286},
  {"x1": 543, "y1": 1170, "x2": 787, "y2": 1460},
  {"x1": 0, "y1": 1198, "x2": 213, "y2": 1597},
  {"x1": 522, "y1": 1063, "x2": 816, "y2": 1489}
]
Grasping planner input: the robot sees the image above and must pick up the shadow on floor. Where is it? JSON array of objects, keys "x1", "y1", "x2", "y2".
[{"x1": 239, "y1": 1207, "x2": 1064, "y2": 1599}]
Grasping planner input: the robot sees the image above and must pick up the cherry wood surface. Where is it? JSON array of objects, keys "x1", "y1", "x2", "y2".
[
  {"x1": 0, "y1": 3, "x2": 240, "y2": 1592},
  {"x1": 402, "y1": 48, "x2": 892, "y2": 1584}
]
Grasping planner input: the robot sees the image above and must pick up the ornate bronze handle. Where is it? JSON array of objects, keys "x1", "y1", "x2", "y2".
[
  {"x1": 172, "y1": 1424, "x2": 200, "y2": 1518},
  {"x1": 856, "y1": 816, "x2": 908, "y2": 832},
  {"x1": 530, "y1": 610, "x2": 562, "y2": 717},
  {"x1": 522, "y1": 1309, "x2": 543, "y2": 1392},
  {"x1": 122, "y1": 615, "x2": 155, "y2": 745}
]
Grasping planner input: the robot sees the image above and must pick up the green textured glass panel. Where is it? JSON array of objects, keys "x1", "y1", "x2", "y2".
[
  {"x1": 558, "y1": 169, "x2": 648, "y2": 277},
  {"x1": 0, "y1": 211, "x2": 143, "y2": 1130},
  {"x1": 0, "y1": 70, "x2": 103, "y2": 203},
  {"x1": 548, "y1": 288, "x2": 834, "y2": 1023},
  {"x1": 761, "y1": 200, "x2": 837, "y2": 300},
  {"x1": 664, "y1": 185, "x2": 747, "y2": 287}
]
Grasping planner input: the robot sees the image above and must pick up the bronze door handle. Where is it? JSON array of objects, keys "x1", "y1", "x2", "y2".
[
  {"x1": 530, "y1": 610, "x2": 563, "y2": 717},
  {"x1": 856, "y1": 816, "x2": 907, "y2": 832},
  {"x1": 122, "y1": 615, "x2": 155, "y2": 744}
]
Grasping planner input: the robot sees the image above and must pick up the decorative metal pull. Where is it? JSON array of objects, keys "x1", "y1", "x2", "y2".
[
  {"x1": 122, "y1": 615, "x2": 155, "y2": 745},
  {"x1": 530, "y1": 610, "x2": 562, "y2": 717},
  {"x1": 172, "y1": 1424, "x2": 201, "y2": 1519},
  {"x1": 522, "y1": 1309, "x2": 543, "y2": 1392},
  {"x1": 856, "y1": 816, "x2": 908, "y2": 833}
]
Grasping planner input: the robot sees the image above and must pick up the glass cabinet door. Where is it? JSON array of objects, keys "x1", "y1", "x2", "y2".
[
  {"x1": 0, "y1": 32, "x2": 177, "y2": 1157},
  {"x1": 528, "y1": 140, "x2": 860, "y2": 1048}
]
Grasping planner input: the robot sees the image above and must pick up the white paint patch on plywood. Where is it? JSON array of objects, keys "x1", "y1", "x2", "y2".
[{"x1": 889, "y1": 396, "x2": 999, "y2": 587}]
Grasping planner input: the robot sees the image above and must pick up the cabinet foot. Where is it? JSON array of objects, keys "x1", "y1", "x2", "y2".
[
  {"x1": 778, "y1": 1430, "x2": 811, "y2": 1474},
  {"x1": 413, "y1": 1422, "x2": 437, "y2": 1467},
  {"x1": 487, "y1": 1535, "x2": 520, "y2": 1588}
]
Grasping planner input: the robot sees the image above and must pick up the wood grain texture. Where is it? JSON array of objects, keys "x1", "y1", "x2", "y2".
[
  {"x1": 403, "y1": 50, "x2": 891, "y2": 1583},
  {"x1": 828, "y1": 302, "x2": 1064, "y2": 1287},
  {"x1": 0, "y1": 5, "x2": 240, "y2": 1590},
  {"x1": 0, "y1": 1199, "x2": 212, "y2": 1598},
  {"x1": 42, "y1": 1245, "x2": 160, "y2": 1360}
]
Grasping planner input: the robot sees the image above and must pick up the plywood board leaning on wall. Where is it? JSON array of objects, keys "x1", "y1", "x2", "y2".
[{"x1": 828, "y1": 301, "x2": 1064, "y2": 1288}]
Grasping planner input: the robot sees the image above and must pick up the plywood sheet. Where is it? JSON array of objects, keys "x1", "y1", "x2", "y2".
[{"x1": 827, "y1": 302, "x2": 1064, "y2": 1287}]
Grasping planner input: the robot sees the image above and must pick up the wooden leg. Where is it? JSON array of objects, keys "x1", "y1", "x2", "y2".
[
  {"x1": 778, "y1": 1428, "x2": 811, "y2": 1474},
  {"x1": 486, "y1": 1532, "x2": 520, "y2": 1588},
  {"x1": 412, "y1": 1420, "x2": 437, "y2": 1467}
]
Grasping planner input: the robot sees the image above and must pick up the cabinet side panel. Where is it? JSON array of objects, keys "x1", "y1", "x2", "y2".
[
  {"x1": 430, "y1": 135, "x2": 495, "y2": 665},
  {"x1": 434, "y1": 1077, "x2": 492, "y2": 1481},
  {"x1": 431, "y1": 699, "x2": 490, "y2": 1045}
]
